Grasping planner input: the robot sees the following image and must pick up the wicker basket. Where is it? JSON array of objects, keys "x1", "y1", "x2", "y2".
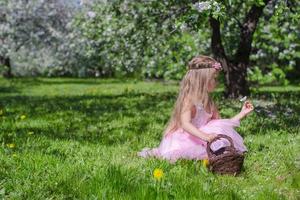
[{"x1": 206, "y1": 134, "x2": 245, "y2": 176}]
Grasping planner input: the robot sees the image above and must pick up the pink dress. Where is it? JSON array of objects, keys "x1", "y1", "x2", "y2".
[{"x1": 137, "y1": 104, "x2": 248, "y2": 163}]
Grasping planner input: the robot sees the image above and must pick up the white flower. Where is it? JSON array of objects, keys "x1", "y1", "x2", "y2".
[
  {"x1": 180, "y1": 23, "x2": 188, "y2": 31},
  {"x1": 87, "y1": 11, "x2": 96, "y2": 19},
  {"x1": 194, "y1": 1, "x2": 211, "y2": 12},
  {"x1": 239, "y1": 96, "x2": 247, "y2": 102}
]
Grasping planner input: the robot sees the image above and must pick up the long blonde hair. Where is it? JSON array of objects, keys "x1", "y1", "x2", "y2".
[{"x1": 163, "y1": 55, "x2": 218, "y2": 135}]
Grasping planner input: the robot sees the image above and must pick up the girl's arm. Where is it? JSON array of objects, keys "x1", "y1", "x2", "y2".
[
  {"x1": 231, "y1": 100, "x2": 254, "y2": 121},
  {"x1": 180, "y1": 103, "x2": 216, "y2": 142},
  {"x1": 230, "y1": 112, "x2": 246, "y2": 122}
]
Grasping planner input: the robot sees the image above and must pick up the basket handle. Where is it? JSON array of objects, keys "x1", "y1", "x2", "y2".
[{"x1": 206, "y1": 134, "x2": 235, "y2": 158}]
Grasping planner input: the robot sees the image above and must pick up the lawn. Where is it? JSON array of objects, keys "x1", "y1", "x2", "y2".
[{"x1": 0, "y1": 78, "x2": 299, "y2": 199}]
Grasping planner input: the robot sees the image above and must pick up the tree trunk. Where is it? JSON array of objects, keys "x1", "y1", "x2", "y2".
[
  {"x1": 226, "y1": 62, "x2": 250, "y2": 98},
  {"x1": 209, "y1": 0, "x2": 271, "y2": 98},
  {"x1": 0, "y1": 56, "x2": 12, "y2": 78},
  {"x1": 209, "y1": 15, "x2": 247, "y2": 98}
]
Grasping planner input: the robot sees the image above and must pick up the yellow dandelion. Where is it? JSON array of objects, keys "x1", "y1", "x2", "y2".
[
  {"x1": 7, "y1": 143, "x2": 16, "y2": 148},
  {"x1": 153, "y1": 168, "x2": 164, "y2": 180},
  {"x1": 20, "y1": 115, "x2": 26, "y2": 120},
  {"x1": 27, "y1": 131, "x2": 34, "y2": 135},
  {"x1": 203, "y1": 159, "x2": 209, "y2": 168}
]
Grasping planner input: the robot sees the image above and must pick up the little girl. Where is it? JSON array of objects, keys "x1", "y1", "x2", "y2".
[{"x1": 137, "y1": 55, "x2": 254, "y2": 163}]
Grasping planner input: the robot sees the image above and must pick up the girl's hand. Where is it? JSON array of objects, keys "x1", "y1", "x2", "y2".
[
  {"x1": 241, "y1": 100, "x2": 254, "y2": 116},
  {"x1": 206, "y1": 133, "x2": 218, "y2": 143}
]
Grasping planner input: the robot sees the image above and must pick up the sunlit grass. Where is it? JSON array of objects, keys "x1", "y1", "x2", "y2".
[{"x1": 0, "y1": 78, "x2": 299, "y2": 199}]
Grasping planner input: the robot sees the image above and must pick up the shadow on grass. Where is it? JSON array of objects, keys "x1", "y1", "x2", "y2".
[
  {"x1": 0, "y1": 86, "x2": 20, "y2": 94},
  {"x1": 7, "y1": 77, "x2": 139, "y2": 86},
  {"x1": 0, "y1": 91, "x2": 176, "y2": 145},
  {"x1": 0, "y1": 87, "x2": 299, "y2": 146}
]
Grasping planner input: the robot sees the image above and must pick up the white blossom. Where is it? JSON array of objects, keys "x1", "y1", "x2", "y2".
[
  {"x1": 239, "y1": 96, "x2": 247, "y2": 102},
  {"x1": 87, "y1": 11, "x2": 96, "y2": 18},
  {"x1": 194, "y1": 1, "x2": 211, "y2": 12}
]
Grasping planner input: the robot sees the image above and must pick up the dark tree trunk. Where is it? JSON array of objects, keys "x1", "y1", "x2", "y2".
[
  {"x1": 0, "y1": 56, "x2": 12, "y2": 78},
  {"x1": 209, "y1": 16, "x2": 233, "y2": 97},
  {"x1": 209, "y1": 0, "x2": 271, "y2": 98},
  {"x1": 226, "y1": 62, "x2": 249, "y2": 98}
]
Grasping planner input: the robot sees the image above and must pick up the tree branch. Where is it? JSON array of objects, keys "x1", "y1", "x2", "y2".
[
  {"x1": 209, "y1": 14, "x2": 227, "y2": 60},
  {"x1": 235, "y1": 0, "x2": 271, "y2": 63},
  {"x1": 223, "y1": 3, "x2": 243, "y2": 29},
  {"x1": 15, "y1": 38, "x2": 30, "y2": 52}
]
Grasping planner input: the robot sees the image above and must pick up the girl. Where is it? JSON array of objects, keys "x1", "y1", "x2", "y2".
[{"x1": 138, "y1": 55, "x2": 254, "y2": 163}]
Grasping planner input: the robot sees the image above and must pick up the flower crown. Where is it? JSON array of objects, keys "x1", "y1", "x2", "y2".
[{"x1": 188, "y1": 62, "x2": 222, "y2": 71}]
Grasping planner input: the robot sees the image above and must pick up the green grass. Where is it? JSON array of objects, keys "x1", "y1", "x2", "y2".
[{"x1": 0, "y1": 77, "x2": 299, "y2": 199}]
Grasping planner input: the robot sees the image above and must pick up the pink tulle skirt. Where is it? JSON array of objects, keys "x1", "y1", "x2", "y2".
[{"x1": 137, "y1": 119, "x2": 247, "y2": 163}]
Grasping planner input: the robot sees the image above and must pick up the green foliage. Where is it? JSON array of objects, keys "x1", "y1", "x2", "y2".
[
  {"x1": 142, "y1": 32, "x2": 210, "y2": 80},
  {"x1": 70, "y1": 0, "x2": 299, "y2": 84},
  {"x1": 251, "y1": 0, "x2": 300, "y2": 84},
  {"x1": 1, "y1": 0, "x2": 299, "y2": 85},
  {"x1": 247, "y1": 64, "x2": 289, "y2": 86},
  {"x1": 0, "y1": 78, "x2": 299, "y2": 199}
]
